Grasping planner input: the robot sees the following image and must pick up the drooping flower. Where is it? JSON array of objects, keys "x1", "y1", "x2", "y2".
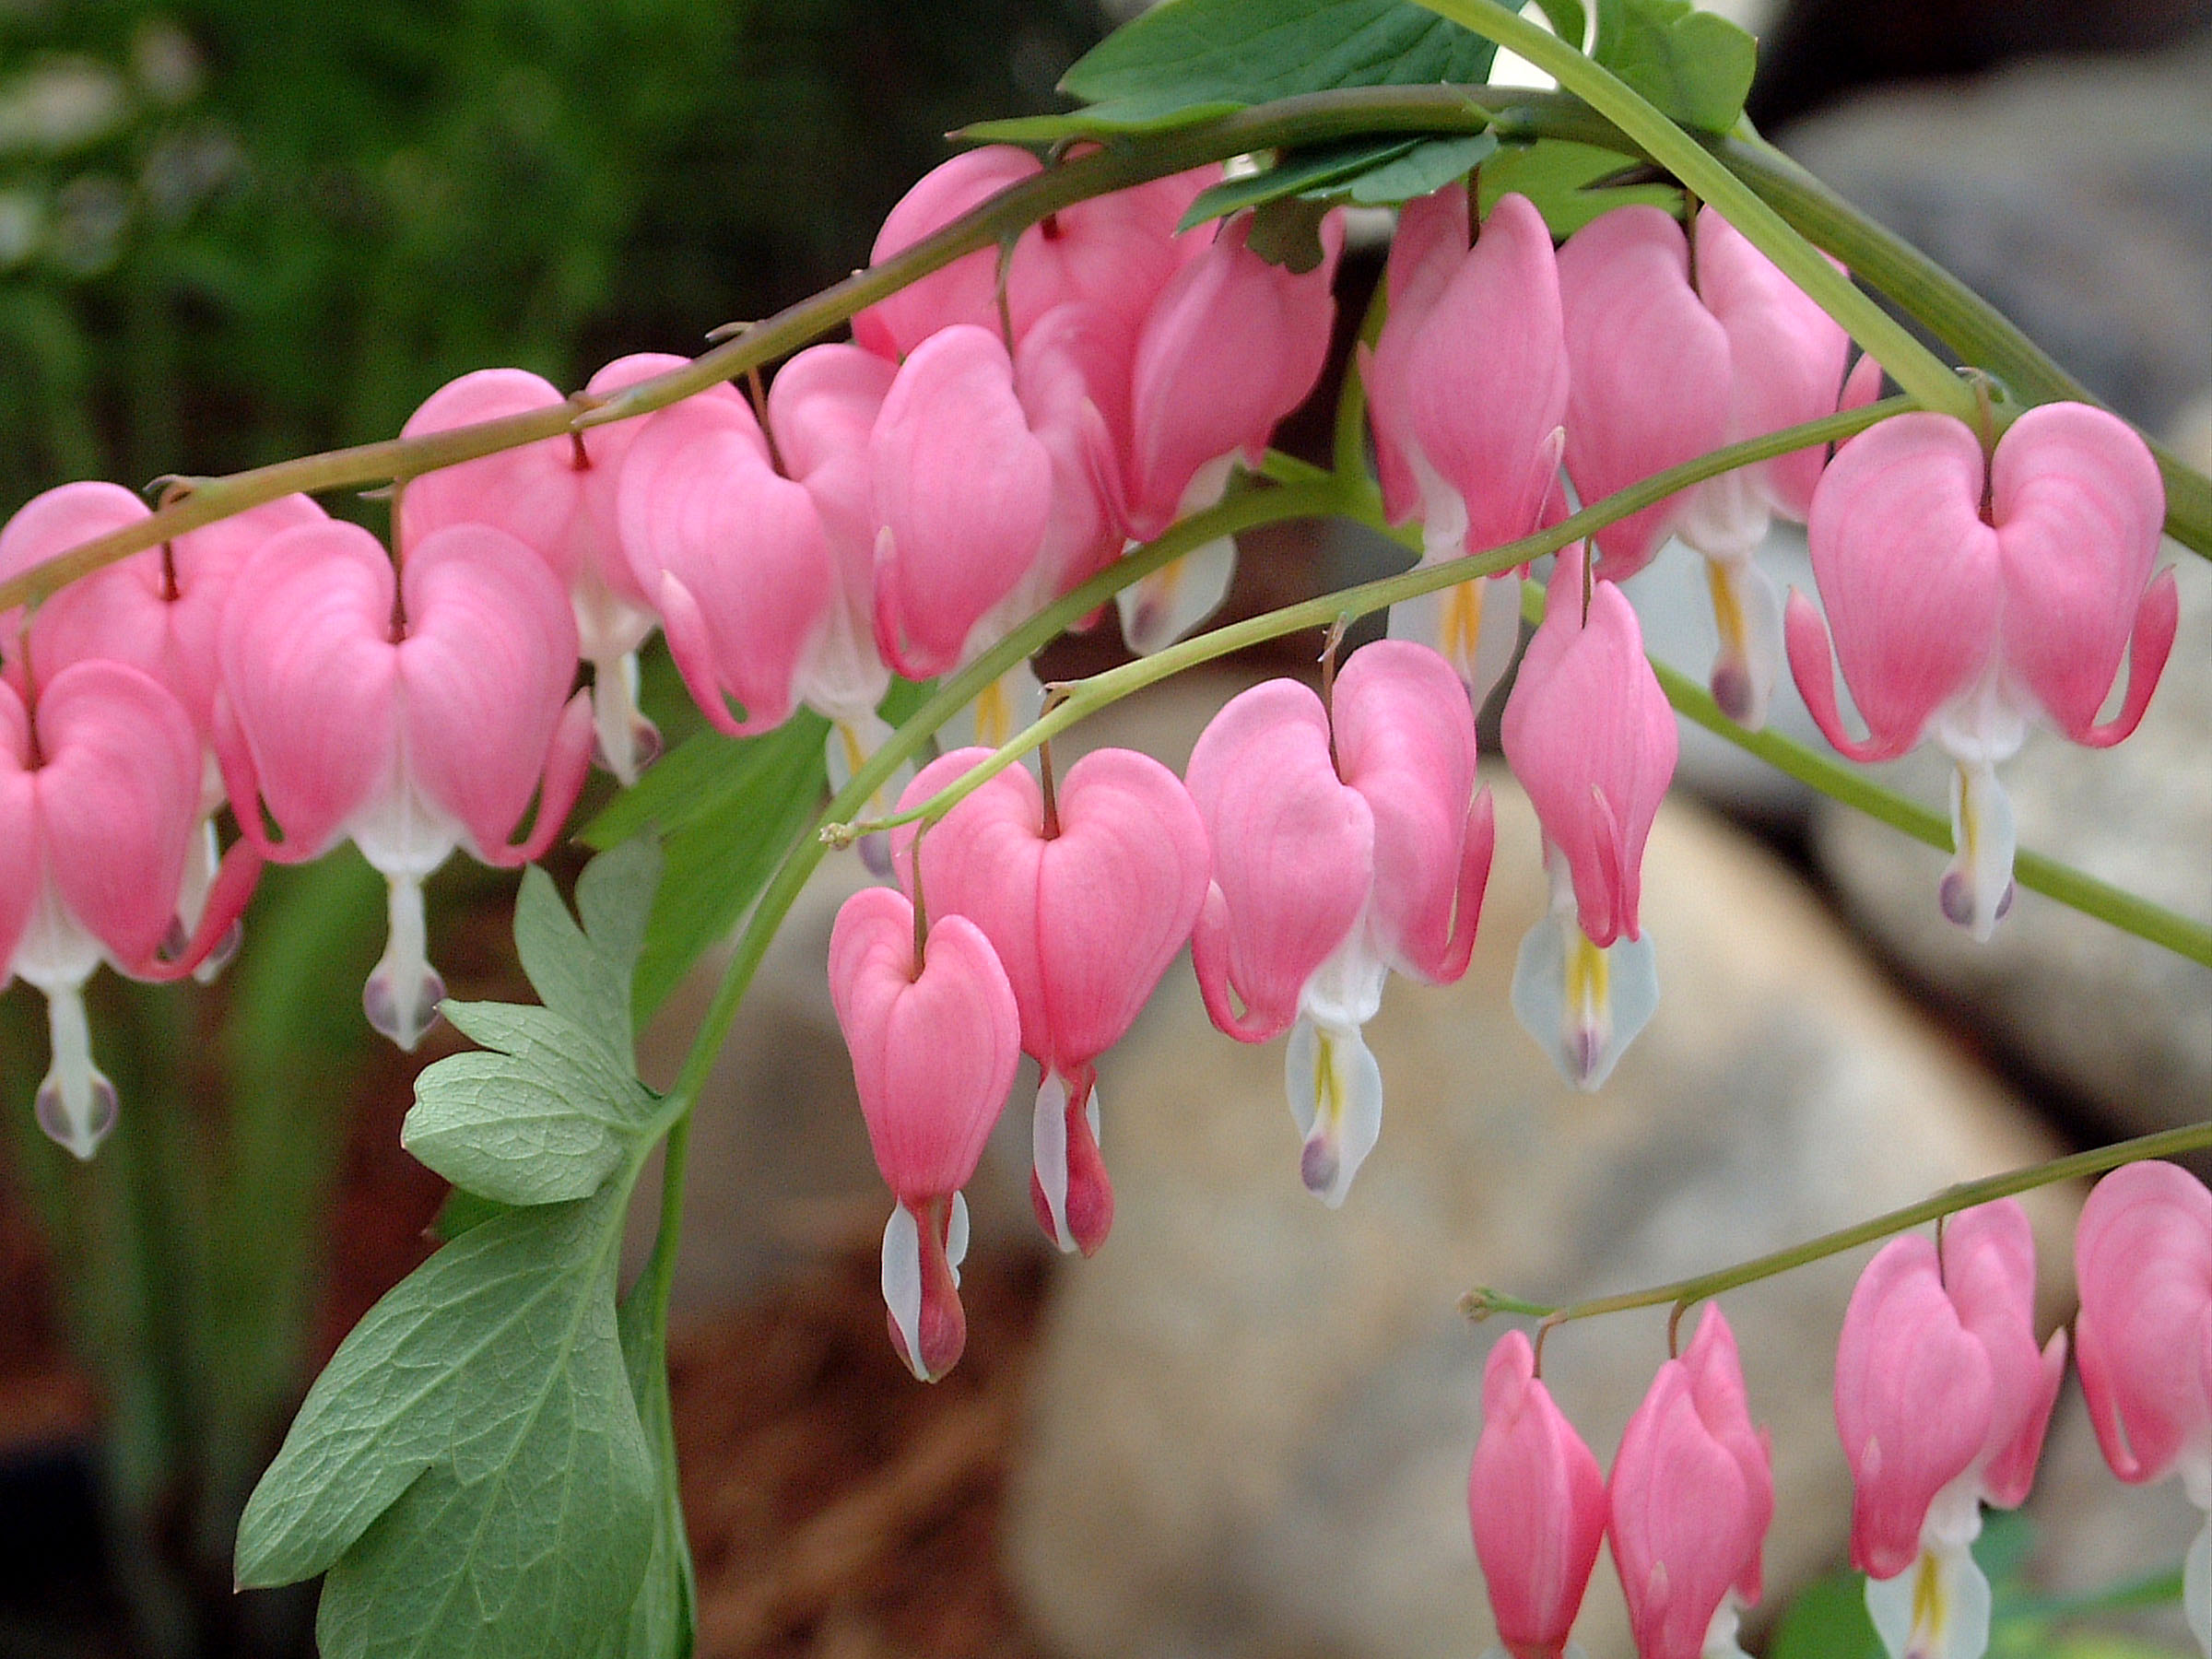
[
  {"x1": 889, "y1": 744, "x2": 1208, "y2": 1255},
  {"x1": 1468, "y1": 1330, "x2": 1607, "y2": 1659},
  {"x1": 1787, "y1": 402, "x2": 2173, "y2": 939},
  {"x1": 1835, "y1": 1201, "x2": 2065, "y2": 1659},
  {"x1": 400, "y1": 361, "x2": 689, "y2": 785},
  {"x1": 617, "y1": 384, "x2": 839, "y2": 738},
  {"x1": 1115, "y1": 210, "x2": 1342, "y2": 655},
  {"x1": 829, "y1": 883, "x2": 1021, "y2": 1381},
  {"x1": 851, "y1": 147, "x2": 1213, "y2": 362},
  {"x1": 2075, "y1": 1160, "x2": 2212, "y2": 1656},
  {"x1": 0, "y1": 661, "x2": 259, "y2": 1156},
  {"x1": 870, "y1": 324, "x2": 1056, "y2": 679},
  {"x1": 1185, "y1": 639, "x2": 1492, "y2": 1205},
  {"x1": 1500, "y1": 548, "x2": 1677, "y2": 1090},
  {"x1": 1369, "y1": 189, "x2": 1569, "y2": 710},
  {"x1": 217, "y1": 519, "x2": 592, "y2": 1050},
  {"x1": 1609, "y1": 1306, "x2": 1772, "y2": 1659},
  {"x1": 0, "y1": 480, "x2": 322, "y2": 964}
]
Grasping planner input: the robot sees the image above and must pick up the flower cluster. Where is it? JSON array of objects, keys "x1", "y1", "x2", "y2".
[{"x1": 1469, "y1": 1174, "x2": 2212, "y2": 1659}]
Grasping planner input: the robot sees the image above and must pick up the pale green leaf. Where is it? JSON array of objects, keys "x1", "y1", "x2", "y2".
[
  {"x1": 1478, "y1": 135, "x2": 1678, "y2": 236},
  {"x1": 236, "y1": 1195, "x2": 653, "y2": 1659},
  {"x1": 1328, "y1": 131, "x2": 1499, "y2": 204},
  {"x1": 1591, "y1": 0, "x2": 1758, "y2": 134},
  {"x1": 1179, "y1": 138, "x2": 1423, "y2": 229},
  {"x1": 512, "y1": 836, "x2": 662, "y2": 1056}
]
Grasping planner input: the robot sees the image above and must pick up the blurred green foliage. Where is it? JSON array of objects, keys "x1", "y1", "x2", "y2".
[{"x1": 0, "y1": 0, "x2": 1107, "y2": 512}]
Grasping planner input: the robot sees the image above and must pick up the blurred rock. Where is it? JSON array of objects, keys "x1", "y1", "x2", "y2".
[
  {"x1": 1782, "y1": 42, "x2": 2212, "y2": 433},
  {"x1": 1006, "y1": 674, "x2": 2076, "y2": 1659},
  {"x1": 1812, "y1": 555, "x2": 2212, "y2": 1143}
]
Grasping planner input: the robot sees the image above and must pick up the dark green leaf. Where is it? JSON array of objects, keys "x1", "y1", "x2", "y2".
[
  {"x1": 403, "y1": 1006, "x2": 661, "y2": 1206},
  {"x1": 513, "y1": 837, "x2": 662, "y2": 1056},
  {"x1": 1479, "y1": 135, "x2": 1678, "y2": 236},
  {"x1": 1766, "y1": 1569, "x2": 1883, "y2": 1659},
  {"x1": 583, "y1": 713, "x2": 830, "y2": 1020},
  {"x1": 1324, "y1": 131, "x2": 1498, "y2": 205},
  {"x1": 1179, "y1": 139, "x2": 1425, "y2": 230},
  {"x1": 959, "y1": 102, "x2": 1244, "y2": 144},
  {"x1": 1050, "y1": 0, "x2": 1506, "y2": 134},
  {"x1": 1591, "y1": 0, "x2": 1758, "y2": 134},
  {"x1": 236, "y1": 1194, "x2": 654, "y2": 1659}
]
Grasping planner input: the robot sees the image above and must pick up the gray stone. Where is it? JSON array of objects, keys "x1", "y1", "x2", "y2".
[
  {"x1": 1811, "y1": 548, "x2": 2212, "y2": 1143},
  {"x1": 1006, "y1": 687, "x2": 2077, "y2": 1659},
  {"x1": 1781, "y1": 44, "x2": 2212, "y2": 432}
]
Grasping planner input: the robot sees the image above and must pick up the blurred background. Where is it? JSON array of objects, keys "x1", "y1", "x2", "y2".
[{"x1": 4, "y1": 0, "x2": 2212, "y2": 1654}]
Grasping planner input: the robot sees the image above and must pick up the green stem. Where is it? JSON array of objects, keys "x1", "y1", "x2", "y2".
[
  {"x1": 636, "y1": 1113, "x2": 691, "y2": 1329},
  {"x1": 837, "y1": 398, "x2": 1906, "y2": 841},
  {"x1": 1407, "y1": 0, "x2": 1975, "y2": 420},
  {"x1": 1655, "y1": 659, "x2": 2212, "y2": 966},
  {"x1": 1464, "y1": 1117, "x2": 2212, "y2": 1329},
  {"x1": 1715, "y1": 132, "x2": 2212, "y2": 561}
]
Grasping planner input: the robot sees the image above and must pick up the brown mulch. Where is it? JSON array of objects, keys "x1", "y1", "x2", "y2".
[{"x1": 670, "y1": 1241, "x2": 1053, "y2": 1659}]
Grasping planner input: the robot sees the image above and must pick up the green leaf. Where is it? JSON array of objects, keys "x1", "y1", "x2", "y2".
[
  {"x1": 584, "y1": 712, "x2": 830, "y2": 1020},
  {"x1": 1180, "y1": 138, "x2": 1426, "y2": 229},
  {"x1": 1325, "y1": 131, "x2": 1499, "y2": 205},
  {"x1": 430, "y1": 1187, "x2": 514, "y2": 1243},
  {"x1": 513, "y1": 836, "x2": 662, "y2": 1056},
  {"x1": 1047, "y1": 0, "x2": 1508, "y2": 135},
  {"x1": 236, "y1": 1194, "x2": 654, "y2": 1659},
  {"x1": 1591, "y1": 0, "x2": 1758, "y2": 134},
  {"x1": 1766, "y1": 1569, "x2": 1883, "y2": 1659},
  {"x1": 1246, "y1": 194, "x2": 1335, "y2": 273},
  {"x1": 403, "y1": 1006, "x2": 661, "y2": 1206},
  {"x1": 1527, "y1": 0, "x2": 1586, "y2": 50},
  {"x1": 1478, "y1": 135, "x2": 1679, "y2": 236}
]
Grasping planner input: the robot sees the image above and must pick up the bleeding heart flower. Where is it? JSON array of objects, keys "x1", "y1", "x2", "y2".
[
  {"x1": 1787, "y1": 402, "x2": 2173, "y2": 940},
  {"x1": 217, "y1": 519, "x2": 591, "y2": 1050},
  {"x1": 1115, "y1": 210, "x2": 1342, "y2": 656},
  {"x1": 889, "y1": 744, "x2": 1208, "y2": 1254},
  {"x1": 1468, "y1": 1329, "x2": 1607, "y2": 1659},
  {"x1": 1185, "y1": 639, "x2": 1492, "y2": 1205},
  {"x1": 870, "y1": 324, "x2": 1055, "y2": 679},
  {"x1": 1500, "y1": 548, "x2": 1677, "y2": 1090},
  {"x1": 1368, "y1": 190, "x2": 1570, "y2": 711},
  {"x1": 852, "y1": 147, "x2": 1215, "y2": 362},
  {"x1": 618, "y1": 387, "x2": 839, "y2": 739},
  {"x1": 1836, "y1": 1200, "x2": 2065, "y2": 1659},
  {"x1": 0, "y1": 661, "x2": 258, "y2": 1157},
  {"x1": 829, "y1": 884, "x2": 1021, "y2": 1381},
  {"x1": 1, "y1": 481, "x2": 318, "y2": 973},
  {"x1": 401, "y1": 361, "x2": 707, "y2": 784},
  {"x1": 2075, "y1": 1160, "x2": 2212, "y2": 1658},
  {"x1": 1609, "y1": 1306, "x2": 1772, "y2": 1659}
]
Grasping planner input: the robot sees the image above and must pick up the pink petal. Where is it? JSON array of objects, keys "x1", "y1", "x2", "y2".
[
  {"x1": 1559, "y1": 206, "x2": 1732, "y2": 579},
  {"x1": 1806, "y1": 412, "x2": 2003, "y2": 753},
  {"x1": 1369, "y1": 186, "x2": 1473, "y2": 525},
  {"x1": 1834, "y1": 1233, "x2": 1995, "y2": 1577},
  {"x1": 870, "y1": 324, "x2": 1053, "y2": 676},
  {"x1": 1468, "y1": 1330, "x2": 1607, "y2": 1655},
  {"x1": 0, "y1": 684, "x2": 36, "y2": 972},
  {"x1": 1124, "y1": 213, "x2": 1342, "y2": 539},
  {"x1": 398, "y1": 368, "x2": 590, "y2": 586},
  {"x1": 1184, "y1": 679, "x2": 1372, "y2": 1042},
  {"x1": 1330, "y1": 640, "x2": 1487, "y2": 982},
  {"x1": 0, "y1": 481, "x2": 154, "y2": 665},
  {"x1": 1943, "y1": 1199, "x2": 2064, "y2": 1510},
  {"x1": 618, "y1": 392, "x2": 833, "y2": 732},
  {"x1": 2076, "y1": 1160, "x2": 2212, "y2": 1486},
  {"x1": 1990, "y1": 402, "x2": 2169, "y2": 742},
  {"x1": 396, "y1": 524, "x2": 583, "y2": 861},
  {"x1": 33, "y1": 660, "x2": 201, "y2": 970},
  {"x1": 1402, "y1": 193, "x2": 1570, "y2": 557},
  {"x1": 770, "y1": 343, "x2": 899, "y2": 606},
  {"x1": 1693, "y1": 206, "x2": 1853, "y2": 521},
  {"x1": 218, "y1": 521, "x2": 402, "y2": 861},
  {"x1": 1500, "y1": 553, "x2": 1677, "y2": 947},
  {"x1": 577, "y1": 352, "x2": 735, "y2": 614},
  {"x1": 829, "y1": 886, "x2": 1020, "y2": 1203},
  {"x1": 852, "y1": 147, "x2": 1042, "y2": 359}
]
